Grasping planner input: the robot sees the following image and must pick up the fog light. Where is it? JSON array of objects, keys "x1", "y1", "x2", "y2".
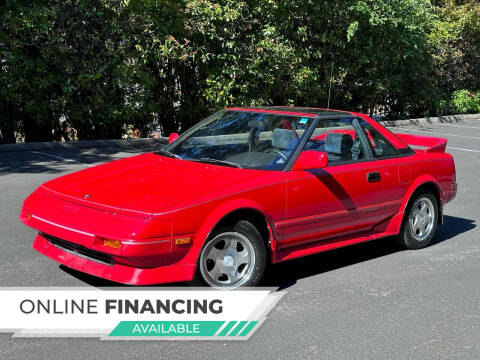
[
  {"x1": 175, "y1": 237, "x2": 191, "y2": 245},
  {"x1": 103, "y1": 238, "x2": 121, "y2": 249}
]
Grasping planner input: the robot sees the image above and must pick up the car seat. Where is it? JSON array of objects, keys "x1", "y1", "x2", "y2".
[{"x1": 325, "y1": 132, "x2": 354, "y2": 162}]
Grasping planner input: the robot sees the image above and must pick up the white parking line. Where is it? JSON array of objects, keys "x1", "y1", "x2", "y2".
[
  {"x1": 389, "y1": 126, "x2": 480, "y2": 152},
  {"x1": 392, "y1": 127, "x2": 480, "y2": 140},
  {"x1": 447, "y1": 146, "x2": 480, "y2": 153},
  {"x1": 434, "y1": 123, "x2": 480, "y2": 129},
  {"x1": 29, "y1": 151, "x2": 92, "y2": 167}
]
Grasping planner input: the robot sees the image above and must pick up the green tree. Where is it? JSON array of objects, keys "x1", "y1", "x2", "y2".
[
  {"x1": 1, "y1": 0, "x2": 479, "y2": 143},
  {"x1": 1, "y1": 0, "x2": 156, "y2": 142},
  {"x1": 430, "y1": 0, "x2": 480, "y2": 98}
]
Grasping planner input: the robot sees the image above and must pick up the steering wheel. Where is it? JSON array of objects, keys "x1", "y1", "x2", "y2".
[{"x1": 265, "y1": 148, "x2": 288, "y2": 160}]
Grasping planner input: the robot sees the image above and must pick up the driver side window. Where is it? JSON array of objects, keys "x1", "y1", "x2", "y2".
[{"x1": 305, "y1": 118, "x2": 369, "y2": 165}]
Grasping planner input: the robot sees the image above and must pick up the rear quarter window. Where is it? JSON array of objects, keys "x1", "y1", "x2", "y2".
[{"x1": 361, "y1": 123, "x2": 400, "y2": 158}]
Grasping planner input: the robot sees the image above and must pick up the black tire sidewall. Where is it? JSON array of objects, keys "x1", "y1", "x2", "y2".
[
  {"x1": 191, "y1": 220, "x2": 267, "y2": 288},
  {"x1": 401, "y1": 192, "x2": 438, "y2": 250},
  {"x1": 234, "y1": 220, "x2": 267, "y2": 287}
]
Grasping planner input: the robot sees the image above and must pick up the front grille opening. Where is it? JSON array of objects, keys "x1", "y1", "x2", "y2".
[{"x1": 41, "y1": 233, "x2": 114, "y2": 266}]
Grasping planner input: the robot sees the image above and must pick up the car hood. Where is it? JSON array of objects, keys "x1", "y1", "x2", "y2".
[{"x1": 41, "y1": 153, "x2": 275, "y2": 217}]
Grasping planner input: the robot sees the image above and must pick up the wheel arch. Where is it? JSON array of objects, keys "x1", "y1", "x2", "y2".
[
  {"x1": 192, "y1": 200, "x2": 276, "y2": 266},
  {"x1": 212, "y1": 208, "x2": 274, "y2": 250},
  {"x1": 402, "y1": 178, "x2": 443, "y2": 225}
]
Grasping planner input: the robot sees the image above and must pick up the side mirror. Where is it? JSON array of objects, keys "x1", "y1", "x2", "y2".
[
  {"x1": 168, "y1": 132, "x2": 180, "y2": 144},
  {"x1": 292, "y1": 150, "x2": 328, "y2": 171}
]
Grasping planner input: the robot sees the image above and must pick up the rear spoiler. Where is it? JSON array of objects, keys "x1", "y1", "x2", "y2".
[{"x1": 395, "y1": 133, "x2": 447, "y2": 153}]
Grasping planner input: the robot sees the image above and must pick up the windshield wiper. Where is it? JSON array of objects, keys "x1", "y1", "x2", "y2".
[
  {"x1": 154, "y1": 148, "x2": 182, "y2": 159},
  {"x1": 190, "y1": 157, "x2": 243, "y2": 168}
]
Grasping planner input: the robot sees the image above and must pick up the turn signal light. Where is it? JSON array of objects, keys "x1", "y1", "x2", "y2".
[
  {"x1": 175, "y1": 237, "x2": 191, "y2": 246},
  {"x1": 26, "y1": 214, "x2": 32, "y2": 221},
  {"x1": 103, "y1": 238, "x2": 122, "y2": 249}
]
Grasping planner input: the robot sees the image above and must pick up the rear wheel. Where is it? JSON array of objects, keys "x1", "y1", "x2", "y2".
[
  {"x1": 396, "y1": 192, "x2": 438, "y2": 250},
  {"x1": 193, "y1": 220, "x2": 266, "y2": 289}
]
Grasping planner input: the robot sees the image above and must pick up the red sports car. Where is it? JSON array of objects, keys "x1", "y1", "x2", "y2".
[{"x1": 20, "y1": 107, "x2": 457, "y2": 289}]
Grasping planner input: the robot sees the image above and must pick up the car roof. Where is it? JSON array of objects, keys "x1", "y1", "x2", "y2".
[{"x1": 225, "y1": 106, "x2": 354, "y2": 118}]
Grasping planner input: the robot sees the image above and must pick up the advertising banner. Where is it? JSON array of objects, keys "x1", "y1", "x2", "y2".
[{"x1": 0, "y1": 288, "x2": 285, "y2": 340}]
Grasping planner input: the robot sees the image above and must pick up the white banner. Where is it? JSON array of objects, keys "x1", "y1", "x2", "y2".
[{"x1": 0, "y1": 288, "x2": 285, "y2": 340}]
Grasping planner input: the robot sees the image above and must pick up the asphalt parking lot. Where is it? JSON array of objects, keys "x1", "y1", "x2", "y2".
[{"x1": 0, "y1": 119, "x2": 479, "y2": 359}]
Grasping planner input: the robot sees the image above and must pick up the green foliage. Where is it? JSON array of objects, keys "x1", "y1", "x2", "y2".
[
  {"x1": 429, "y1": 0, "x2": 480, "y2": 99},
  {"x1": 1, "y1": 0, "x2": 156, "y2": 142},
  {"x1": 0, "y1": 0, "x2": 479, "y2": 143},
  {"x1": 451, "y1": 90, "x2": 480, "y2": 114}
]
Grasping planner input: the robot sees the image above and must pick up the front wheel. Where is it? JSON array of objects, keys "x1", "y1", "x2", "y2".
[
  {"x1": 193, "y1": 220, "x2": 266, "y2": 289},
  {"x1": 396, "y1": 192, "x2": 438, "y2": 250}
]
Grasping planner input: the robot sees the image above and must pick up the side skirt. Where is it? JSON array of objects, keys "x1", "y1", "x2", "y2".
[{"x1": 272, "y1": 229, "x2": 398, "y2": 263}]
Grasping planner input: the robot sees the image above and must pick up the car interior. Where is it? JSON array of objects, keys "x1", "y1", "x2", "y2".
[{"x1": 169, "y1": 114, "x2": 403, "y2": 169}]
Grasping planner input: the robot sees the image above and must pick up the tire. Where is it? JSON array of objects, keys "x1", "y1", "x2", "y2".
[
  {"x1": 396, "y1": 191, "x2": 438, "y2": 250},
  {"x1": 191, "y1": 220, "x2": 267, "y2": 289}
]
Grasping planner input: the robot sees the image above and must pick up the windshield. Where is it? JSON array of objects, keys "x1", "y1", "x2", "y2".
[{"x1": 164, "y1": 110, "x2": 316, "y2": 170}]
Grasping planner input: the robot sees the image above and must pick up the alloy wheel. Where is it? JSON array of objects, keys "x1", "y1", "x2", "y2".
[
  {"x1": 408, "y1": 197, "x2": 435, "y2": 242},
  {"x1": 199, "y1": 232, "x2": 255, "y2": 289}
]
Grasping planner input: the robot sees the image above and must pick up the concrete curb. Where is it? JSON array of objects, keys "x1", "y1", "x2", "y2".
[
  {"x1": 0, "y1": 137, "x2": 168, "y2": 153},
  {"x1": 380, "y1": 113, "x2": 479, "y2": 127}
]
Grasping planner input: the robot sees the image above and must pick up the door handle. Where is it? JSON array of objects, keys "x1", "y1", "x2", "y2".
[{"x1": 367, "y1": 171, "x2": 381, "y2": 182}]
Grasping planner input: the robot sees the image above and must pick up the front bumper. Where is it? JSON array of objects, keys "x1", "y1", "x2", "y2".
[
  {"x1": 20, "y1": 187, "x2": 197, "y2": 285},
  {"x1": 33, "y1": 233, "x2": 196, "y2": 285}
]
